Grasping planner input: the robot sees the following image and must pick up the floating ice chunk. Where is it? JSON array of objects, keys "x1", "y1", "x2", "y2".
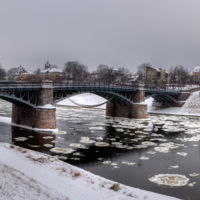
[
  {"x1": 177, "y1": 152, "x2": 187, "y2": 157},
  {"x1": 70, "y1": 143, "x2": 88, "y2": 149},
  {"x1": 193, "y1": 144, "x2": 198, "y2": 147},
  {"x1": 189, "y1": 173, "x2": 199, "y2": 177},
  {"x1": 139, "y1": 156, "x2": 149, "y2": 160},
  {"x1": 95, "y1": 142, "x2": 109, "y2": 147},
  {"x1": 143, "y1": 128, "x2": 152, "y2": 131},
  {"x1": 154, "y1": 147, "x2": 169, "y2": 153},
  {"x1": 103, "y1": 161, "x2": 112, "y2": 164},
  {"x1": 111, "y1": 162, "x2": 118, "y2": 166},
  {"x1": 188, "y1": 183, "x2": 194, "y2": 187},
  {"x1": 80, "y1": 137, "x2": 95, "y2": 144},
  {"x1": 89, "y1": 127, "x2": 105, "y2": 130},
  {"x1": 28, "y1": 144, "x2": 40, "y2": 148},
  {"x1": 134, "y1": 145, "x2": 148, "y2": 149},
  {"x1": 51, "y1": 140, "x2": 58, "y2": 143},
  {"x1": 151, "y1": 133, "x2": 164, "y2": 137},
  {"x1": 160, "y1": 142, "x2": 182, "y2": 149},
  {"x1": 44, "y1": 144, "x2": 53, "y2": 147},
  {"x1": 14, "y1": 137, "x2": 28, "y2": 141},
  {"x1": 168, "y1": 165, "x2": 179, "y2": 169},
  {"x1": 146, "y1": 151, "x2": 156, "y2": 155},
  {"x1": 29, "y1": 136, "x2": 34, "y2": 138},
  {"x1": 96, "y1": 137, "x2": 103, "y2": 140},
  {"x1": 112, "y1": 142, "x2": 122, "y2": 145},
  {"x1": 43, "y1": 136, "x2": 54, "y2": 139},
  {"x1": 141, "y1": 141, "x2": 157, "y2": 146},
  {"x1": 149, "y1": 174, "x2": 189, "y2": 187},
  {"x1": 122, "y1": 161, "x2": 135, "y2": 165},
  {"x1": 115, "y1": 145, "x2": 129, "y2": 149},
  {"x1": 150, "y1": 138, "x2": 167, "y2": 142},
  {"x1": 71, "y1": 157, "x2": 80, "y2": 160},
  {"x1": 50, "y1": 147, "x2": 74, "y2": 154},
  {"x1": 58, "y1": 156, "x2": 67, "y2": 160},
  {"x1": 53, "y1": 131, "x2": 67, "y2": 134},
  {"x1": 115, "y1": 128, "x2": 124, "y2": 132}
]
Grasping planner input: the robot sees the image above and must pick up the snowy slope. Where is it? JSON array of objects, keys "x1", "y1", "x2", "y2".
[{"x1": 0, "y1": 143, "x2": 179, "y2": 200}]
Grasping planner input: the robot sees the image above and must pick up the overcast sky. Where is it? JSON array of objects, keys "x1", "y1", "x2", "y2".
[{"x1": 0, "y1": 0, "x2": 200, "y2": 73}]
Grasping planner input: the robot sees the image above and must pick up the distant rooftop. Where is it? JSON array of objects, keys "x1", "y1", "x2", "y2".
[{"x1": 193, "y1": 66, "x2": 200, "y2": 73}]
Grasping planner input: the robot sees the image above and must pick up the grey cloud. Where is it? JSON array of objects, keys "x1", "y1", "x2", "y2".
[{"x1": 0, "y1": 0, "x2": 200, "y2": 73}]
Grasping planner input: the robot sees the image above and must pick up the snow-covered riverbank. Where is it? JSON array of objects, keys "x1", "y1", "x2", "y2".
[{"x1": 0, "y1": 143, "x2": 179, "y2": 200}]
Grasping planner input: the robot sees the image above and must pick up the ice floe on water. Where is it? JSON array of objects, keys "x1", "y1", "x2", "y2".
[
  {"x1": 159, "y1": 142, "x2": 183, "y2": 149},
  {"x1": 149, "y1": 174, "x2": 190, "y2": 187},
  {"x1": 189, "y1": 173, "x2": 199, "y2": 177},
  {"x1": 70, "y1": 143, "x2": 88, "y2": 149},
  {"x1": 53, "y1": 130, "x2": 67, "y2": 134},
  {"x1": 122, "y1": 161, "x2": 135, "y2": 166},
  {"x1": 168, "y1": 165, "x2": 179, "y2": 169},
  {"x1": 50, "y1": 147, "x2": 74, "y2": 154},
  {"x1": 177, "y1": 152, "x2": 187, "y2": 157},
  {"x1": 141, "y1": 141, "x2": 157, "y2": 146},
  {"x1": 95, "y1": 142, "x2": 109, "y2": 147},
  {"x1": 14, "y1": 137, "x2": 28, "y2": 141},
  {"x1": 146, "y1": 151, "x2": 156, "y2": 155},
  {"x1": 139, "y1": 156, "x2": 149, "y2": 160},
  {"x1": 43, "y1": 136, "x2": 54, "y2": 139},
  {"x1": 44, "y1": 144, "x2": 53, "y2": 147},
  {"x1": 154, "y1": 147, "x2": 170, "y2": 153},
  {"x1": 151, "y1": 133, "x2": 165, "y2": 137},
  {"x1": 58, "y1": 156, "x2": 68, "y2": 160},
  {"x1": 80, "y1": 137, "x2": 95, "y2": 144},
  {"x1": 102, "y1": 161, "x2": 112, "y2": 164},
  {"x1": 89, "y1": 127, "x2": 104, "y2": 130},
  {"x1": 96, "y1": 137, "x2": 103, "y2": 140}
]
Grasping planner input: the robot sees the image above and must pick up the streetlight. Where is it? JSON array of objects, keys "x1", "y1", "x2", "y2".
[
  {"x1": 18, "y1": 65, "x2": 24, "y2": 81},
  {"x1": 45, "y1": 61, "x2": 51, "y2": 80}
]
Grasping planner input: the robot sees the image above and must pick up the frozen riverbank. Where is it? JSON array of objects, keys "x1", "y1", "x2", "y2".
[{"x1": 0, "y1": 142, "x2": 179, "y2": 200}]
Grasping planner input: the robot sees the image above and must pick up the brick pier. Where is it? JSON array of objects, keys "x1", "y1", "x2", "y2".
[
  {"x1": 106, "y1": 84, "x2": 148, "y2": 119},
  {"x1": 12, "y1": 81, "x2": 56, "y2": 129}
]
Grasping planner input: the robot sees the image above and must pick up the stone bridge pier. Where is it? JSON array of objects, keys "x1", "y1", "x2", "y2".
[
  {"x1": 12, "y1": 81, "x2": 56, "y2": 129},
  {"x1": 106, "y1": 84, "x2": 148, "y2": 119}
]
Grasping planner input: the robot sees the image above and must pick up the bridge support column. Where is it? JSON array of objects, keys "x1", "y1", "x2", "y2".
[
  {"x1": 106, "y1": 102, "x2": 148, "y2": 119},
  {"x1": 12, "y1": 81, "x2": 56, "y2": 130}
]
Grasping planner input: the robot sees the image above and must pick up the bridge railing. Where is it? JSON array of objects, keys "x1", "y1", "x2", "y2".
[
  {"x1": 0, "y1": 82, "x2": 42, "y2": 89},
  {"x1": 145, "y1": 86, "x2": 181, "y2": 94},
  {"x1": 53, "y1": 82, "x2": 138, "y2": 90}
]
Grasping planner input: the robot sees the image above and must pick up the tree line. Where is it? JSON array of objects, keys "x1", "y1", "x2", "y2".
[{"x1": 0, "y1": 61, "x2": 195, "y2": 87}]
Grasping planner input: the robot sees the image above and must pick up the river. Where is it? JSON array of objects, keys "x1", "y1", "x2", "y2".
[{"x1": 0, "y1": 100, "x2": 199, "y2": 199}]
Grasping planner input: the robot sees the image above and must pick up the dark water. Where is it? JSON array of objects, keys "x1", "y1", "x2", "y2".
[{"x1": 0, "y1": 101, "x2": 200, "y2": 200}]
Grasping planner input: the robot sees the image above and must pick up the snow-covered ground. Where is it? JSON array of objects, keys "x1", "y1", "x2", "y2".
[
  {"x1": 145, "y1": 91, "x2": 200, "y2": 116},
  {"x1": 0, "y1": 143, "x2": 179, "y2": 200},
  {"x1": 57, "y1": 93, "x2": 106, "y2": 109}
]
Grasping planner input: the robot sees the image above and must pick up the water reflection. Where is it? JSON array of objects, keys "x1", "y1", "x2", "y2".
[{"x1": 12, "y1": 126, "x2": 56, "y2": 153}]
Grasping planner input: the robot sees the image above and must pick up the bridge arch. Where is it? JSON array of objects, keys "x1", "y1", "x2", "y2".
[{"x1": 53, "y1": 90, "x2": 135, "y2": 106}]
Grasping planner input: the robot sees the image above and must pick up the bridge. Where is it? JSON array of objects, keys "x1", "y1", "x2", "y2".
[{"x1": 0, "y1": 81, "x2": 190, "y2": 130}]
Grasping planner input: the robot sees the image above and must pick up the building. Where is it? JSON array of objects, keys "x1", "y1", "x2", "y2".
[
  {"x1": 192, "y1": 66, "x2": 200, "y2": 83},
  {"x1": 39, "y1": 65, "x2": 63, "y2": 81},
  {"x1": 146, "y1": 66, "x2": 168, "y2": 85}
]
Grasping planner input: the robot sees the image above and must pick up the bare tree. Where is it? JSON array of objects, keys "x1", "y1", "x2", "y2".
[
  {"x1": 136, "y1": 63, "x2": 151, "y2": 83},
  {"x1": 0, "y1": 64, "x2": 6, "y2": 80},
  {"x1": 34, "y1": 68, "x2": 41, "y2": 76},
  {"x1": 63, "y1": 61, "x2": 88, "y2": 81},
  {"x1": 7, "y1": 68, "x2": 18, "y2": 80},
  {"x1": 96, "y1": 64, "x2": 112, "y2": 83},
  {"x1": 168, "y1": 65, "x2": 189, "y2": 89}
]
